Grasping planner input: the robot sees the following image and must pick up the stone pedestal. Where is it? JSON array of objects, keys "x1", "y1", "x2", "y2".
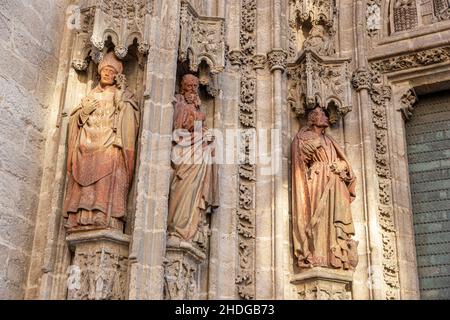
[
  {"x1": 291, "y1": 268, "x2": 354, "y2": 300},
  {"x1": 66, "y1": 229, "x2": 130, "y2": 300},
  {"x1": 163, "y1": 236, "x2": 207, "y2": 300}
]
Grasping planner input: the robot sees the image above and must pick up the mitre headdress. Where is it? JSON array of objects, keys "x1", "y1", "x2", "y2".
[{"x1": 98, "y1": 51, "x2": 124, "y2": 74}]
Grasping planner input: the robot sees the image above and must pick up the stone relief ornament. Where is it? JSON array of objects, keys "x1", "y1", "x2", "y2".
[
  {"x1": 371, "y1": 47, "x2": 450, "y2": 73},
  {"x1": 351, "y1": 68, "x2": 371, "y2": 91},
  {"x1": 63, "y1": 52, "x2": 140, "y2": 232},
  {"x1": 398, "y1": 88, "x2": 418, "y2": 121},
  {"x1": 291, "y1": 107, "x2": 359, "y2": 270},
  {"x1": 227, "y1": 0, "x2": 258, "y2": 300},
  {"x1": 178, "y1": 1, "x2": 225, "y2": 98},
  {"x1": 67, "y1": 240, "x2": 128, "y2": 300},
  {"x1": 164, "y1": 259, "x2": 196, "y2": 300}
]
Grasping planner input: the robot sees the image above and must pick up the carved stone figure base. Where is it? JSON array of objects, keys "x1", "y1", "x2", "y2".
[
  {"x1": 163, "y1": 236, "x2": 207, "y2": 300},
  {"x1": 66, "y1": 229, "x2": 130, "y2": 300},
  {"x1": 291, "y1": 268, "x2": 353, "y2": 300}
]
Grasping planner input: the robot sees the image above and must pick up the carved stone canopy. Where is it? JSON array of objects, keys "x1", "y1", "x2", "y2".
[
  {"x1": 71, "y1": 0, "x2": 152, "y2": 71},
  {"x1": 179, "y1": 1, "x2": 225, "y2": 74},
  {"x1": 287, "y1": 49, "x2": 352, "y2": 123},
  {"x1": 178, "y1": 1, "x2": 225, "y2": 97}
]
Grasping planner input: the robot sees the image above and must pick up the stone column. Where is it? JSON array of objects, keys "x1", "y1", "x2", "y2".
[
  {"x1": 353, "y1": 0, "x2": 384, "y2": 300},
  {"x1": 269, "y1": 0, "x2": 288, "y2": 300},
  {"x1": 255, "y1": 0, "x2": 274, "y2": 300}
]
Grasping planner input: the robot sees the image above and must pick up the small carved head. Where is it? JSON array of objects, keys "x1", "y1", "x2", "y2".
[{"x1": 307, "y1": 107, "x2": 330, "y2": 128}]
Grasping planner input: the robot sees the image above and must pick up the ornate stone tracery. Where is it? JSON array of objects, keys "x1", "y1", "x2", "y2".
[
  {"x1": 434, "y1": 0, "x2": 450, "y2": 20},
  {"x1": 392, "y1": 0, "x2": 418, "y2": 32}
]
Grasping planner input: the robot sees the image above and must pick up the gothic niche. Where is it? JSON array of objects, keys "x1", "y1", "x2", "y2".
[
  {"x1": 288, "y1": 0, "x2": 337, "y2": 59},
  {"x1": 163, "y1": 0, "x2": 225, "y2": 300},
  {"x1": 63, "y1": 0, "x2": 151, "y2": 300},
  {"x1": 164, "y1": 73, "x2": 219, "y2": 300},
  {"x1": 65, "y1": 46, "x2": 142, "y2": 300}
]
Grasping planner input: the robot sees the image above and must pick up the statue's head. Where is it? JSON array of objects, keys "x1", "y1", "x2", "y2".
[
  {"x1": 180, "y1": 74, "x2": 199, "y2": 96},
  {"x1": 307, "y1": 107, "x2": 329, "y2": 128},
  {"x1": 180, "y1": 74, "x2": 200, "y2": 105},
  {"x1": 310, "y1": 24, "x2": 325, "y2": 38},
  {"x1": 98, "y1": 52, "x2": 124, "y2": 86}
]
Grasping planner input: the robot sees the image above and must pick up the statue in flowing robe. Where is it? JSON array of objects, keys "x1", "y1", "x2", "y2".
[
  {"x1": 63, "y1": 52, "x2": 140, "y2": 232},
  {"x1": 167, "y1": 74, "x2": 219, "y2": 244},
  {"x1": 291, "y1": 107, "x2": 358, "y2": 270}
]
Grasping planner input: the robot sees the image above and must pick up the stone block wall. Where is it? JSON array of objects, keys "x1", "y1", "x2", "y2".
[{"x1": 0, "y1": 0, "x2": 68, "y2": 299}]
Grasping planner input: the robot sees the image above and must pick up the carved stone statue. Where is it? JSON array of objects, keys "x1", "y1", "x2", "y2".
[
  {"x1": 63, "y1": 52, "x2": 140, "y2": 232},
  {"x1": 303, "y1": 24, "x2": 335, "y2": 56},
  {"x1": 167, "y1": 74, "x2": 218, "y2": 244},
  {"x1": 291, "y1": 107, "x2": 358, "y2": 270}
]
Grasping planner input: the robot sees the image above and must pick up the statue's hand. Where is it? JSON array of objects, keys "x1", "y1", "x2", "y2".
[
  {"x1": 338, "y1": 160, "x2": 348, "y2": 173},
  {"x1": 81, "y1": 97, "x2": 99, "y2": 115},
  {"x1": 331, "y1": 160, "x2": 349, "y2": 180}
]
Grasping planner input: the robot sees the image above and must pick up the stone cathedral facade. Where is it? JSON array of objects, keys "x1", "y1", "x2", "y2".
[{"x1": 0, "y1": 0, "x2": 449, "y2": 300}]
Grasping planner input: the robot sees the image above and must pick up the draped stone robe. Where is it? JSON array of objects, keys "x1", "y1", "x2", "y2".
[
  {"x1": 167, "y1": 94, "x2": 219, "y2": 242},
  {"x1": 63, "y1": 85, "x2": 140, "y2": 231},
  {"x1": 291, "y1": 127, "x2": 358, "y2": 270}
]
